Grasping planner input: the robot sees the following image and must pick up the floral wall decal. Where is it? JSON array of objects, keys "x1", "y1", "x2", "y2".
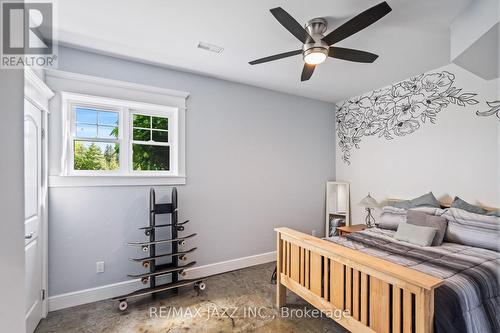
[
  {"x1": 477, "y1": 101, "x2": 500, "y2": 119},
  {"x1": 336, "y1": 70, "x2": 497, "y2": 165}
]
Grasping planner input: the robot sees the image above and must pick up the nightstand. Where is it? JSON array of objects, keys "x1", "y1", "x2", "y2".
[{"x1": 337, "y1": 224, "x2": 368, "y2": 236}]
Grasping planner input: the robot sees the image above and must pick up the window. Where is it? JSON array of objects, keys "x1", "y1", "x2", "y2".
[
  {"x1": 131, "y1": 113, "x2": 170, "y2": 171},
  {"x1": 74, "y1": 107, "x2": 120, "y2": 171},
  {"x1": 59, "y1": 92, "x2": 185, "y2": 183}
]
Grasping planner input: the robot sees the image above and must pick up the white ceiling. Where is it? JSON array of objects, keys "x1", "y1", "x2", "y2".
[
  {"x1": 53, "y1": 0, "x2": 472, "y2": 103},
  {"x1": 454, "y1": 23, "x2": 499, "y2": 81}
]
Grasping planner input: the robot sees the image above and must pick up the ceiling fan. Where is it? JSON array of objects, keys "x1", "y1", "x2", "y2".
[{"x1": 249, "y1": 1, "x2": 392, "y2": 81}]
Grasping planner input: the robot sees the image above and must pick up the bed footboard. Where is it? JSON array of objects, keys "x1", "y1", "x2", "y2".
[{"x1": 275, "y1": 227, "x2": 443, "y2": 333}]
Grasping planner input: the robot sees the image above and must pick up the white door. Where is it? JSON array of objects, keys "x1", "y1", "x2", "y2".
[{"x1": 24, "y1": 99, "x2": 43, "y2": 333}]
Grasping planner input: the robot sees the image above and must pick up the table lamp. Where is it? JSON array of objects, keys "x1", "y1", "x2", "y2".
[{"x1": 359, "y1": 193, "x2": 378, "y2": 227}]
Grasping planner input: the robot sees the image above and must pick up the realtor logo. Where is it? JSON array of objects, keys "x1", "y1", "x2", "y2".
[{"x1": 1, "y1": 1, "x2": 57, "y2": 68}]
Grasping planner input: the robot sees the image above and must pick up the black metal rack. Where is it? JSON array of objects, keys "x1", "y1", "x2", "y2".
[{"x1": 114, "y1": 187, "x2": 205, "y2": 311}]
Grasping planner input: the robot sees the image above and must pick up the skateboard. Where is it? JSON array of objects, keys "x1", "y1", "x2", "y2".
[
  {"x1": 128, "y1": 261, "x2": 196, "y2": 284},
  {"x1": 113, "y1": 278, "x2": 206, "y2": 311},
  {"x1": 139, "y1": 220, "x2": 189, "y2": 235},
  {"x1": 129, "y1": 247, "x2": 197, "y2": 268},
  {"x1": 128, "y1": 233, "x2": 196, "y2": 252}
]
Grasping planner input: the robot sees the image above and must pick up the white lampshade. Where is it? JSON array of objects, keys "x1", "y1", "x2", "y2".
[{"x1": 359, "y1": 193, "x2": 378, "y2": 208}]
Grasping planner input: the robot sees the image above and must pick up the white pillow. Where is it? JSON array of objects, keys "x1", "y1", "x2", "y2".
[{"x1": 394, "y1": 223, "x2": 437, "y2": 247}]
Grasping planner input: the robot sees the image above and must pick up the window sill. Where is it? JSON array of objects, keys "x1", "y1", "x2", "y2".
[{"x1": 48, "y1": 175, "x2": 186, "y2": 188}]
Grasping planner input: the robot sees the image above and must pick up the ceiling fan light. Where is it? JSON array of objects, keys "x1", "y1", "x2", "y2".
[{"x1": 303, "y1": 47, "x2": 328, "y2": 65}]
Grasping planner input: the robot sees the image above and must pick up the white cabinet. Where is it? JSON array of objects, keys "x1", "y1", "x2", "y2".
[{"x1": 325, "y1": 182, "x2": 350, "y2": 237}]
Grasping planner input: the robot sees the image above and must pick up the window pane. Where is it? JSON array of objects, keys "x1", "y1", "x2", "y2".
[
  {"x1": 74, "y1": 141, "x2": 119, "y2": 170},
  {"x1": 152, "y1": 116, "x2": 168, "y2": 130},
  {"x1": 133, "y1": 114, "x2": 150, "y2": 128},
  {"x1": 98, "y1": 111, "x2": 119, "y2": 126},
  {"x1": 76, "y1": 108, "x2": 119, "y2": 139},
  {"x1": 75, "y1": 108, "x2": 97, "y2": 124},
  {"x1": 133, "y1": 128, "x2": 150, "y2": 141},
  {"x1": 152, "y1": 130, "x2": 168, "y2": 142},
  {"x1": 98, "y1": 125, "x2": 118, "y2": 139},
  {"x1": 76, "y1": 123, "x2": 97, "y2": 138},
  {"x1": 133, "y1": 144, "x2": 170, "y2": 171}
]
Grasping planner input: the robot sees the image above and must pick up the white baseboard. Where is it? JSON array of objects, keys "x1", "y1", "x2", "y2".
[
  {"x1": 184, "y1": 250, "x2": 276, "y2": 279},
  {"x1": 48, "y1": 279, "x2": 143, "y2": 312},
  {"x1": 48, "y1": 251, "x2": 276, "y2": 312}
]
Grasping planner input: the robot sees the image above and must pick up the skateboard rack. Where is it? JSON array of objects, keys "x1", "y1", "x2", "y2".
[{"x1": 114, "y1": 187, "x2": 205, "y2": 311}]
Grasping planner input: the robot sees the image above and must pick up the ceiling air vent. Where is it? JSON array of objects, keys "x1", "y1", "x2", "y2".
[{"x1": 197, "y1": 42, "x2": 224, "y2": 54}]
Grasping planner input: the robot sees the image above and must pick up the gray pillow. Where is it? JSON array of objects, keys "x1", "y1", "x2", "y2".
[
  {"x1": 391, "y1": 200, "x2": 412, "y2": 209},
  {"x1": 377, "y1": 206, "x2": 446, "y2": 231},
  {"x1": 378, "y1": 206, "x2": 406, "y2": 230},
  {"x1": 411, "y1": 206, "x2": 446, "y2": 216},
  {"x1": 391, "y1": 192, "x2": 440, "y2": 209},
  {"x1": 487, "y1": 210, "x2": 500, "y2": 217},
  {"x1": 394, "y1": 223, "x2": 437, "y2": 247},
  {"x1": 451, "y1": 197, "x2": 487, "y2": 215},
  {"x1": 443, "y1": 208, "x2": 500, "y2": 251},
  {"x1": 406, "y1": 210, "x2": 448, "y2": 246}
]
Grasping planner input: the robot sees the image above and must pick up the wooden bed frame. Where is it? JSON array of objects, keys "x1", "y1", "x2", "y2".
[{"x1": 275, "y1": 227, "x2": 444, "y2": 333}]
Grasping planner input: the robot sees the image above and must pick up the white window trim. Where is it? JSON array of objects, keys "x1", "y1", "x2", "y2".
[{"x1": 51, "y1": 91, "x2": 186, "y2": 187}]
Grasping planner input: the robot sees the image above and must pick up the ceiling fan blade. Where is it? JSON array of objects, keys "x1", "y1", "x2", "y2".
[
  {"x1": 301, "y1": 64, "x2": 315, "y2": 81},
  {"x1": 322, "y1": 1, "x2": 392, "y2": 46},
  {"x1": 328, "y1": 47, "x2": 378, "y2": 63},
  {"x1": 270, "y1": 7, "x2": 313, "y2": 44},
  {"x1": 249, "y1": 50, "x2": 302, "y2": 65}
]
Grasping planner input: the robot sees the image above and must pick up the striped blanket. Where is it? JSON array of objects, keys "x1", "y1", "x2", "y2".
[{"x1": 327, "y1": 228, "x2": 500, "y2": 333}]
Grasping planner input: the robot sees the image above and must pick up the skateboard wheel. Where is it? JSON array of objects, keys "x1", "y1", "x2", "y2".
[
  {"x1": 179, "y1": 270, "x2": 186, "y2": 277},
  {"x1": 197, "y1": 282, "x2": 206, "y2": 291},
  {"x1": 118, "y1": 300, "x2": 128, "y2": 311},
  {"x1": 179, "y1": 240, "x2": 186, "y2": 246},
  {"x1": 141, "y1": 277, "x2": 149, "y2": 284},
  {"x1": 142, "y1": 246, "x2": 149, "y2": 252},
  {"x1": 142, "y1": 261, "x2": 150, "y2": 268},
  {"x1": 176, "y1": 226, "x2": 185, "y2": 231}
]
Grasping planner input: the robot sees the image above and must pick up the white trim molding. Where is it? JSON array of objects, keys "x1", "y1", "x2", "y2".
[
  {"x1": 45, "y1": 69, "x2": 190, "y2": 100},
  {"x1": 48, "y1": 279, "x2": 144, "y2": 312},
  {"x1": 49, "y1": 175, "x2": 186, "y2": 187},
  {"x1": 24, "y1": 67, "x2": 54, "y2": 319},
  {"x1": 25, "y1": 67, "x2": 54, "y2": 112},
  {"x1": 48, "y1": 251, "x2": 276, "y2": 311},
  {"x1": 185, "y1": 251, "x2": 276, "y2": 280}
]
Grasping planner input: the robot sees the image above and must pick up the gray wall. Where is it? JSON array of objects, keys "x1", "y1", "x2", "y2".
[
  {"x1": 48, "y1": 46, "x2": 335, "y2": 295},
  {"x1": 0, "y1": 70, "x2": 25, "y2": 330}
]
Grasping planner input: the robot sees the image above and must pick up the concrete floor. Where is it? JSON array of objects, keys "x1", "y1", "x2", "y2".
[{"x1": 35, "y1": 262, "x2": 348, "y2": 333}]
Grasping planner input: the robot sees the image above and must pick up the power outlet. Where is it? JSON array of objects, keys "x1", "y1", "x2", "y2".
[{"x1": 96, "y1": 261, "x2": 105, "y2": 273}]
